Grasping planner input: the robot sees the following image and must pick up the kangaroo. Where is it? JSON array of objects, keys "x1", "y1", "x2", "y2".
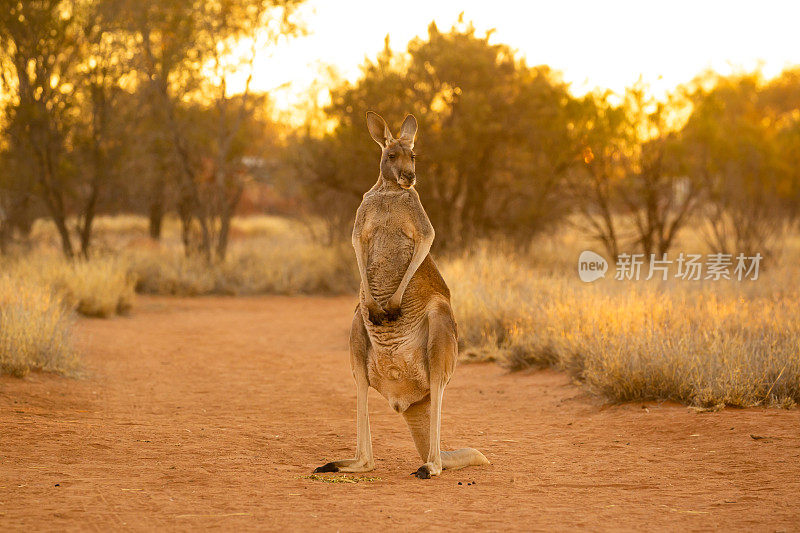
[{"x1": 313, "y1": 112, "x2": 489, "y2": 479}]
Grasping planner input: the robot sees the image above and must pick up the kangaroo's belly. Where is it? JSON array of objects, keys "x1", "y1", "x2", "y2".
[{"x1": 364, "y1": 320, "x2": 429, "y2": 413}]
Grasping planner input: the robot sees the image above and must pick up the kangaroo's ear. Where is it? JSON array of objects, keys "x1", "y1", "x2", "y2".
[
  {"x1": 398, "y1": 114, "x2": 417, "y2": 148},
  {"x1": 366, "y1": 111, "x2": 393, "y2": 148}
]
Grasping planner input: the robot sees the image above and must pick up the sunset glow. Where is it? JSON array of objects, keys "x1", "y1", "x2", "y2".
[{"x1": 230, "y1": 0, "x2": 800, "y2": 119}]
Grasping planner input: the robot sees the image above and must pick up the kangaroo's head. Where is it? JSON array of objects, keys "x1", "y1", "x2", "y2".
[{"x1": 366, "y1": 111, "x2": 418, "y2": 189}]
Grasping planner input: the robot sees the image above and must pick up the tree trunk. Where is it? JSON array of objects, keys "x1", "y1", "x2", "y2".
[
  {"x1": 178, "y1": 198, "x2": 193, "y2": 257},
  {"x1": 79, "y1": 182, "x2": 100, "y2": 258},
  {"x1": 216, "y1": 213, "x2": 231, "y2": 261},
  {"x1": 149, "y1": 201, "x2": 164, "y2": 240},
  {"x1": 215, "y1": 184, "x2": 243, "y2": 261},
  {"x1": 0, "y1": 221, "x2": 8, "y2": 255},
  {"x1": 39, "y1": 171, "x2": 74, "y2": 258},
  {"x1": 53, "y1": 214, "x2": 75, "y2": 259}
]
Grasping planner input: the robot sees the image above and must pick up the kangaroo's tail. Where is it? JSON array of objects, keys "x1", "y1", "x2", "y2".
[
  {"x1": 441, "y1": 448, "x2": 490, "y2": 469},
  {"x1": 402, "y1": 397, "x2": 490, "y2": 470}
]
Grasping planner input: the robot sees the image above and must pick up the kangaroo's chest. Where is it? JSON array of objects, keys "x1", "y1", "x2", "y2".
[{"x1": 362, "y1": 198, "x2": 415, "y2": 303}]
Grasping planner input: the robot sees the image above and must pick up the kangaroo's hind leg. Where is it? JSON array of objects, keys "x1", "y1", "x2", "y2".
[
  {"x1": 313, "y1": 309, "x2": 375, "y2": 473},
  {"x1": 407, "y1": 302, "x2": 456, "y2": 478},
  {"x1": 405, "y1": 302, "x2": 489, "y2": 478}
]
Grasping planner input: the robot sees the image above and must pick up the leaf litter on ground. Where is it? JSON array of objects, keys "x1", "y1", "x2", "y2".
[{"x1": 302, "y1": 474, "x2": 381, "y2": 484}]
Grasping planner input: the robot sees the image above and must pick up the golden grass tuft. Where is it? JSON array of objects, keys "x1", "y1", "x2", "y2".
[
  {"x1": 0, "y1": 251, "x2": 135, "y2": 376},
  {"x1": 5, "y1": 254, "x2": 136, "y2": 318},
  {"x1": 128, "y1": 241, "x2": 358, "y2": 296},
  {"x1": 442, "y1": 244, "x2": 800, "y2": 409},
  {"x1": 0, "y1": 275, "x2": 78, "y2": 377}
]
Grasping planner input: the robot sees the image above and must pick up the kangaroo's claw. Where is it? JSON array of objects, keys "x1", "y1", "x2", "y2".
[
  {"x1": 313, "y1": 462, "x2": 340, "y2": 473},
  {"x1": 411, "y1": 465, "x2": 432, "y2": 479}
]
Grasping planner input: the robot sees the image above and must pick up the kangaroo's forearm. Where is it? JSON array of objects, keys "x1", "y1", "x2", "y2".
[
  {"x1": 393, "y1": 234, "x2": 433, "y2": 301},
  {"x1": 352, "y1": 238, "x2": 374, "y2": 300}
]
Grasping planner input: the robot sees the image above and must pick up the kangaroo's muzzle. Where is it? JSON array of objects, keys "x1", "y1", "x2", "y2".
[{"x1": 398, "y1": 171, "x2": 416, "y2": 189}]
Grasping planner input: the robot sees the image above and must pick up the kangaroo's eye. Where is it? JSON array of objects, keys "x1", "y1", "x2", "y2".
[
  {"x1": 410, "y1": 154, "x2": 416, "y2": 161},
  {"x1": 387, "y1": 154, "x2": 396, "y2": 160}
]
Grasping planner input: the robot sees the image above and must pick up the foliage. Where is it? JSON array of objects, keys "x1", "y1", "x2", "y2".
[
  {"x1": 1, "y1": 8, "x2": 798, "y2": 261},
  {"x1": 0, "y1": 0, "x2": 304, "y2": 260},
  {"x1": 291, "y1": 20, "x2": 575, "y2": 248},
  {"x1": 289, "y1": 24, "x2": 800, "y2": 258},
  {"x1": 681, "y1": 71, "x2": 800, "y2": 256}
]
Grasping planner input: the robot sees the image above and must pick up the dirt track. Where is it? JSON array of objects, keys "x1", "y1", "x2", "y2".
[{"x1": 1, "y1": 296, "x2": 799, "y2": 531}]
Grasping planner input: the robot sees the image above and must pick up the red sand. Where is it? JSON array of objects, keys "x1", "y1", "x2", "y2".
[{"x1": 1, "y1": 296, "x2": 799, "y2": 530}]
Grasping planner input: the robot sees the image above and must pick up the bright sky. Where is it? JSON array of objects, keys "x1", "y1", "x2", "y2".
[{"x1": 239, "y1": 0, "x2": 800, "y2": 118}]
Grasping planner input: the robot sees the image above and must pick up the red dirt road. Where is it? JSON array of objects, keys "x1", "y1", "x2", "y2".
[{"x1": 1, "y1": 296, "x2": 799, "y2": 531}]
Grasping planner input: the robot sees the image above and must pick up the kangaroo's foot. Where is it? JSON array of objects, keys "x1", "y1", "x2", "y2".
[
  {"x1": 313, "y1": 457, "x2": 375, "y2": 474},
  {"x1": 411, "y1": 461, "x2": 442, "y2": 479}
]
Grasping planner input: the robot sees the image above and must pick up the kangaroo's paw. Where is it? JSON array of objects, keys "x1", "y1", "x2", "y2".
[
  {"x1": 385, "y1": 309, "x2": 401, "y2": 321},
  {"x1": 411, "y1": 462, "x2": 442, "y2": 479},
  {"x1": 366, "y1": 303, "x2": 387, "y2": 325},
  {"x1": 384, "y1": 303, "x2": 402, "y2": 321},
  {"x1": 313, "y1": 458, "x2": 374, "y2": 474}
]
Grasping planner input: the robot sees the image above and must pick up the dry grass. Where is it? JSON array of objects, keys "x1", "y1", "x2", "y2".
[
  {"x1": 15, "y1": 215, "x2": 800, "y2": 408},
  {"x1": 0, "y1": 215, "x2": 354, "y2": 379},
  {"x1": 3, "y1": 254, "x2": 136, "y2": 318},
  {"x1": 442, "y1": 243, "x2": 800, "y2": 409},
  {"x1": 0, "y1": 274, "x2": 78, "y2": 377},
  {"x1": 0, "y1": 251, "x2": 135, "y2": 376},
  {"x1": 28, "y1": 215, "x2": 359, "y2": 297},
  {"x1": 127, "y1": 241, "x2": 358, "y2": 296}
]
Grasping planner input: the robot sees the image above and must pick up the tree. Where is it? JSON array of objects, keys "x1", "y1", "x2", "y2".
[
  {"x1": 617, "y1": 85, "x2": 700, "y2": 256},
  {"x1": 118, "y1": 0, "x2": 304, "y2": 260},
  {"x1": 0, "y1": 0, "x2": 133, "y2": 257},
  {"x1": 569, "y1": 84, "x2": 701, "y2": 259},
  {"x1": 0, "y1": 0, "x2": 82, "y2": 257},
  {"x1": 567, "y1": 91, "x2": 629, "y2": 259},
  {"x1": 292, "y1": 20, "x2": 576, "y2": 249},
  {"x1": 682, "y1": 72, "x2": 798, "y2": 256},
  {"x1": 72, "y1": 1, "x2": 134, "y2": 256}
]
